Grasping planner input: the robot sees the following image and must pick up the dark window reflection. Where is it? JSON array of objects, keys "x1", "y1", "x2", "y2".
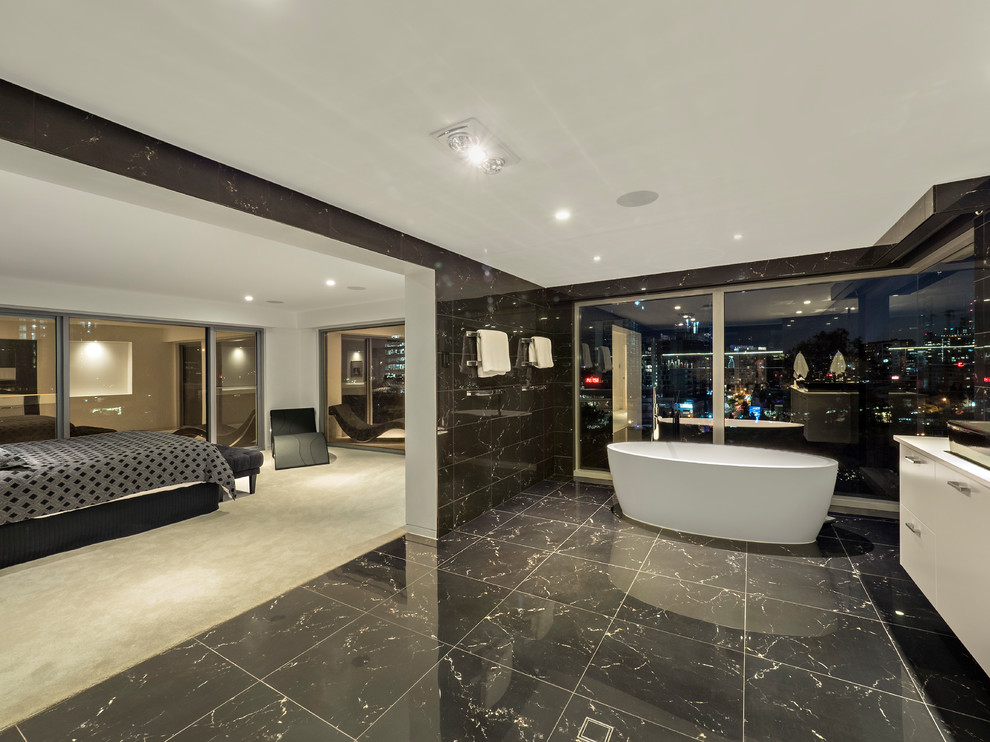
[
  {"x1": 724, "y1": 256, "x2": 974, "y2": 501},
  {"x1": 0, "y1": 315, "x2": 57, "y2": 443}
]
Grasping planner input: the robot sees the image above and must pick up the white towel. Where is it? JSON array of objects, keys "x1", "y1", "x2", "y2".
[
  {"x1": 581, "y1": 343, "x2": 592, "y2": 368},
  {"x1": 598, "y1": 346, "x2": 612, "y2": 372},
  {"x1": 528, "y1": 336, "x2": 554, "y2": 369},
  {"x1": 476, "y1": 329, "x2": 511, "y2": 377}
]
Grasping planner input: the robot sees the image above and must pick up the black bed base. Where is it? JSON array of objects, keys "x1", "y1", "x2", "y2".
[{"x1": 0, "y1": 483, "x2": 221, "y2": 569}]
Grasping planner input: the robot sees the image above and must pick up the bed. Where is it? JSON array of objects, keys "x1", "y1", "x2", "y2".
[{"x1": 0, "y1": 431, "x2": 236, "y2": 568}]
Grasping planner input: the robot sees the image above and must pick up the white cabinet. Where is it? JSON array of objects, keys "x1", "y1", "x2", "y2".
[
  {"x1": 895, "y1": 437, "x2": 990, "y2": 676},
  {"x1": 899, "y1": 504, "x2": 936, "y2": 600},
  {"x1": 934, "y1": 463, "x2": 990, "y2": 674},
  {"x1": 899, "y1": 448, "x2": 936, "y2": 528}
]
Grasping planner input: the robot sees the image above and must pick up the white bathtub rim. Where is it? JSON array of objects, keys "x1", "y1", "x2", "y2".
[{"x1": 607, "y1": 441, "x2": 837, "y2": 470}]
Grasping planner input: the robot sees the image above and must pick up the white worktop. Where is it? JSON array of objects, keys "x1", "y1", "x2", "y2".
[{"x1": 893, "y1": 435, "x2": 990, "y2": 484}]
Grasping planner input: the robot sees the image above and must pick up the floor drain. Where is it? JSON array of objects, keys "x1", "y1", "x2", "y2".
[{"x1": 577, "y1": 717, "x2": 614, "y2": 742}]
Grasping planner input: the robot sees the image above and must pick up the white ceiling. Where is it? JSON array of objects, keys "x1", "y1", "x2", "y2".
[
  {"x1": 2, "y1": 2, "x2": 990, "y2": 288},
  {"x1": 0, "y1": 166, "x2": 406, "y2": 312}
]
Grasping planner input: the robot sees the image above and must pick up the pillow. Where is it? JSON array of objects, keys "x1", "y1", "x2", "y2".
[{"x1": 0, "y1": 449, "x2": 33, "y2": 470}]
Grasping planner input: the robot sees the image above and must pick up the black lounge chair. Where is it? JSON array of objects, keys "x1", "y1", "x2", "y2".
[
  {"x1": 328, "y1": 404, "x2": 405, "y2": 443},
  {"x1": 270, "y1": 407, "x2": 330, "y2": 470}
]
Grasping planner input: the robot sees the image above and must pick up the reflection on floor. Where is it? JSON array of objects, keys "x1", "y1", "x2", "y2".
[
  {"x1": 7, "y1": 480, "x2": 990, "y2": 741},
  {"x1": 0, "y1": 447, "x2": 405, "y2": 729}
]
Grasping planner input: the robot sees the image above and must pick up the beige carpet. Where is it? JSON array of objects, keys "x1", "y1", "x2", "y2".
[{"x1": 0, "y1": 447, "x2": 406, "y2": 728}]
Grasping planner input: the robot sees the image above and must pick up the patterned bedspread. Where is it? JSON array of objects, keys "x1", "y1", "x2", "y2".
[{"x1": 0, "y1": 431, "x2": 236, "y2": 525}]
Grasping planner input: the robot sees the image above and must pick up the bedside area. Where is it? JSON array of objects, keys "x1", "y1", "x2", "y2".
[{"x1": 894, "y1": 434, "x2": 990, "y2": 677}]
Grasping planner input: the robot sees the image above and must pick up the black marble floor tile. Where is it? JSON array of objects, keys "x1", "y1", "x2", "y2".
[
  {"x1": 521, "y1": 479, "x2": 565, "y2": 496},
  {"x1": 0, "y1": 728, "x2": 22, "y2": 742},
  {"x1": 641, "y1": 536, "x2": 747, "y2": 592},
  {"x1": 618, "y1": 572, "x2": 745, "y2": 650},
  {"x1": 579, "y1": 619, "x2": 744, "y2": 740},
  {"x1": 454, "y1": 508, "x2": 519, "y2": 537},
  {"x1": 746, "y1": 595, "x2": 920, "y2": 699},
  {"x1": 932, "y1": 706, "x2": 990, "y2": 741},
  {"x1": 583, "y1": 504, "x2": 658, "y2": 536},
  {"x1": 747, "y1": 536, "x2": 853, "y2": 572},
  {"x1": 744, "y1": 657, "x2": 943, "y2": 742},
  {"x1": 375, "y1": 533, "x2": 478, "y2": 568},
  {"x1": 197, "y1": 587, "x2": 362, "y2": 678},
  {"x1": 303, "y1": 551, "x2": 414, "y2": 611},
  {"x1": 370, "y1": 570, "x2": 510, "y2": 644},
  {"x1": 168, "y1": 682, "x2": 349, "y2": 741},
  {"x1": 887, "y1": 624, "x2": 990, "y2": 721},
  {"x1": 555, "y1": 524, "x2": 655, "y2": 570},
  {"x1": 844, "y1": 541, "x2": 913, "y2": 581},
  {"x1": 492, "y1": 491, "x2": 546, "y2": 514},
  {"x1": 262, "y1": 614, "x2": 446, "y2": 739},
  {"x1": 487, "y1": 513, "x2": 581, "y2": 550},
  {"x1": 18, "y1": 640, "x2": 254, "y2": 742},
  {"x1": 360, "y1": 647, "x2": 570, "y2": 742},
  {"x1": 520, "y1": 496, "x2": 603, "y2": 524},
  {"x1": 827, "y1": 515, "x2": 901, "y2": 547},
  {"x1": 458, "y1": 592, "x2": 611, "y2": 692},
  {"x1": 860, "y1": 573, "x2": 954, "y2": 635},
  {"x1": 747, "y1": 555, "x2": 875, "y2": 618},
  {"x1": 549, "y1": 480, "x2": 616, "y2": 505},
  {"x1": 517, "y1": 552, "x2": 635, "y2": 618},
  {"x1": 549, "y1": 695, "x2": 695, "y2": 741},
  {"x1": 441, "y1": 537, "x2": 550, "y2": 589}
]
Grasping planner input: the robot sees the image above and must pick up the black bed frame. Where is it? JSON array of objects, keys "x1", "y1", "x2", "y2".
[{"x1": 0, "y1": 483, "x2": 221, "y2": 569}]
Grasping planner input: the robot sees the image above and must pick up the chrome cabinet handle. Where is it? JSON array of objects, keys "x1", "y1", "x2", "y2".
[
  {"x1": 904, "y1": 455, "x2": 925, "y2": 464},
  {"x1": 904, "y1": 522, "x2": 921, "y2": 535},
  {"x1": 947, "y1": 480, "x2": 972, "y2": 495}
]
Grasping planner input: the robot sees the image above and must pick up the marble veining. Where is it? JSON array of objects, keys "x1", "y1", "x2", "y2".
[{"x1": 10, "y1": 505, "x2": 990, "y2": 741}]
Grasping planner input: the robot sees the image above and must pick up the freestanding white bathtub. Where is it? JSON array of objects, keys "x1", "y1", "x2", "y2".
[{"x1": 606, "y1": 441, "x2": 838, "y2": 544}]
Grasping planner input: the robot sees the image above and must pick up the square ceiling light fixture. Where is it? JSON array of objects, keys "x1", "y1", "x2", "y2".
[{"x1": 430, "y1": 118, "x2": 519, "y2": 174}]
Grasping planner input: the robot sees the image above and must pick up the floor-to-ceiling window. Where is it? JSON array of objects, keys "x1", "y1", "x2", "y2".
[
  {"x1": 216, "y1": 330, "x2": 259, "y2": 447},
  {"x1": 575, "y1": 251, "x2": 975, "y2": 503},
  {"x1": 1, "y1": 310, "x2": 260, "y2": 446},
  {"x1": 0, "y1": 314, "x2": 57, "y2": 443},
  {"x1": 323, "y1": 325, "x2": 405, "y2": 452},
  {"x1": 577, "y1": 295, "x2": 713, "y2": 469},
  {"x1": 69, "y1": 318, "x2": 207, "y2": 437}
]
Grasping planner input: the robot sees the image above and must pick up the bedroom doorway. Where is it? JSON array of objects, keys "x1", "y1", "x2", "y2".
[{"x1": 322, "y1": 324, "x2": 405, "y2": 452}]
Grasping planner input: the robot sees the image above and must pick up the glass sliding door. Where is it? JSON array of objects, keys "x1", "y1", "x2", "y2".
[
  {"x1": 0, "y1": 314, "x2": 57, "y2": 443},
  {"x1": 69, "y1": 318, "x2": 206, "y2": 437},
  {"x1": 324, "y1": 325, "x2": 405, "y2": 451},
  {"x1": 216, "y1": 331, "x2": 258, "y2": 447},
  {"x1": 577, "y1": 293, "x2": 713, "y2": 471}
]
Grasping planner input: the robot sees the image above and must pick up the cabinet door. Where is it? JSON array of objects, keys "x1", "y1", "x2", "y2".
[
  {"x1": 899, "y1": 445, "x2": 936, "y2": 528},
  {"x1": 935, "y1": 464, "x2": 990, "y2": 675},
  {"x1": 899, "y1": 504, "x2": 936, "y2": 603}
]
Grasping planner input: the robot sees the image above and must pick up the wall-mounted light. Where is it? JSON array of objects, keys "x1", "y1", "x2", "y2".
[{"x1": 430, "y1": 118, "x2": 519, "y2": 175}]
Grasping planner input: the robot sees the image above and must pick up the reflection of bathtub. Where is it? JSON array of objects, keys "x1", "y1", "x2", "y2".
[
  {"x1": 606, "y1": 442, "x2": 837, "y2": 544},
  {"x1": 656, "y1": 417, "x2": 804, "y2": 447}
]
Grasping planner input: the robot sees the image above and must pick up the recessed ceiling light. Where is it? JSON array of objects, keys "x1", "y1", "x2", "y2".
[
  {"x1": 733, "y1": 234, "x2": 743, "y2": 240},
  {"x1": 593, "y1": 256, "x2": 601, "y2": 261},
  {"x1": 795, "y1": 310, "x2": 803, "y2": 314},
  {"x1": 673, "y1": 305, "x2": 681, "y2": 310},
  {"x1": 244, "y1": 295, "x2": 253, "y2": 302},
  {"x1": 326, "y1": 279, "x2": 336, "y2": 286},
  {"x1": 803, "y1": 300, "x2": 811, "y2": 305},
  {"x1": 555, "y1": 209, "x2": 571, "y2": 221}
]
